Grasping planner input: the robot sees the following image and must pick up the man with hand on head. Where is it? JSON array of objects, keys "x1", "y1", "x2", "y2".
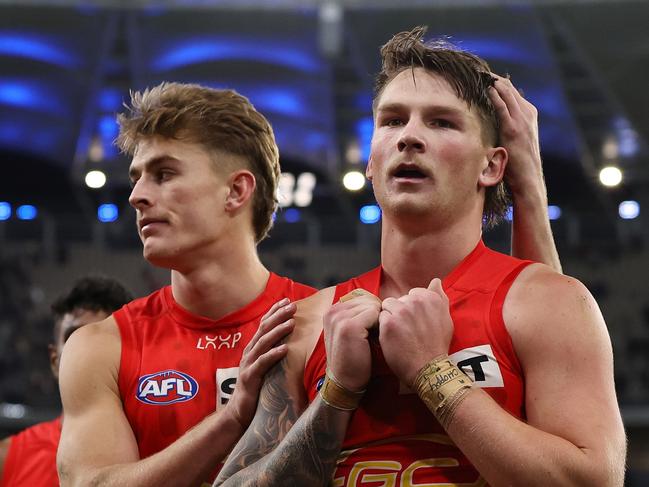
[
  {"x1": 215, "y1": 27, "x2": 625, "y2": 486},
  {"x1": 0, "y1": 276, "x2": 132, "y2": 487},
  {"x1": 56, "y1": 84, "x2": 316, "y2": 487}
]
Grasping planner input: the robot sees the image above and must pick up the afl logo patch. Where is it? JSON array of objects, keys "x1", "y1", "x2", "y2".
[{"x1": 136, "y1": 370, "x2": 199, "y2": 405}]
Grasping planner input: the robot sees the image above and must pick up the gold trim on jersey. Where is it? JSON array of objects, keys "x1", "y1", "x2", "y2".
[{"x1": 333, "y1": 434, "x2": 486, "y2": 487}]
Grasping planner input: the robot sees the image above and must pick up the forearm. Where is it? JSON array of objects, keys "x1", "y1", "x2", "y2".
[
  {"x1": 60, "y1": 409, "x2": 244, "y2": 487},
  {"x1": 510, "y1": 183, "x2": 562, "y2": 273},
  {"x1": 446, "y1": 389, "x2": 623, "y2": 486},
  {"x1": 218, "y1": 396, "x2": 351, "y2": 487}
]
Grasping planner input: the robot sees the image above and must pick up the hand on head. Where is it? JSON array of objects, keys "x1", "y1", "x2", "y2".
[{"x1": 488, "y1": 74, "x2": 545, "y2": 197}]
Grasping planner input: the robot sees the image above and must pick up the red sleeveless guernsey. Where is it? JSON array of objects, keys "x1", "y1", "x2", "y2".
[
  {"x1": 0, "y1": 416, "x2": 61, "y2": 487},
  {"x1": 114, "y1": 273, "x2": 315, "y2": 465},
  {"x1": 303, "y1": 241, "x2": 531, "y2": 486}
]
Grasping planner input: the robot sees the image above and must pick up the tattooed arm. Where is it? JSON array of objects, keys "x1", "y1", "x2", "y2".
[
  {"x1": 214, "y1": 357, "x2": 306, "y2": 482},
  {"x1": 215, "y1": 288, "x2": 380, "y2": 486},
  {"x1": 215, "y1": 361, "x2": 352, "y2": 486}
]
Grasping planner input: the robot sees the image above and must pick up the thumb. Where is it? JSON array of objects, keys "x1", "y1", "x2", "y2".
[{"x1": 427, "y1": 278, "x2": 446, "y2": 297}]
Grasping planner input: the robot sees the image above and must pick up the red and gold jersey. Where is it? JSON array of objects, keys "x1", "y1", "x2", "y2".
[
  {"x1": 303, "y1": 241, "x2": 531, "y2": 486},
  {"x1": 0, "y1": 416, "x2": 61, "y2": 487},
  {"x1": 114, "y1": 273, "x2": 315, "y2": 464}
]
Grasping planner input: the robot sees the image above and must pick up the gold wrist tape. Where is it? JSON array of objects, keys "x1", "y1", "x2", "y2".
[
  {"x1": 414, "y1": 355, "x2": 473, "y2": 429},
  {"x1": 319, "y1": 369, "x2": 366, "y2": 411}
]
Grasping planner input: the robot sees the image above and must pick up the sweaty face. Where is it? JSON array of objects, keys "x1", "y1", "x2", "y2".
[
  {"x1": 128, "y1": 137, "x2": 231, "y2": 269},
  {"x1": 368, "y1": 68, "x2": 497, "y2": 225}
]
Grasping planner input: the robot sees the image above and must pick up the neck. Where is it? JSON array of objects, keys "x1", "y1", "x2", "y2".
[
  {"x1": 379, "y1": 210, "x2": 482, "y2": 299},
  {"x1": 170, "y1": 238, "x2": 269, "y2": 320}
]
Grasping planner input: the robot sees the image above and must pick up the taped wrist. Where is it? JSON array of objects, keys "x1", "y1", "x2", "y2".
[
  {"x1": 319, "y1": 369, "x2": 366, "y2": 411},
  {"x1": 414, "y1": 354, "x2": 473, "y2": 429}
]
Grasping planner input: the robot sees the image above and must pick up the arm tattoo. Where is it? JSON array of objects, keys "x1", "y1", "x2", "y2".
[
  {"x1": 216, "y1": 358, "x2": 301, "y2": 482},
  {"x1": 216, "y1": 365, "x2": 351, "y2": 486}
]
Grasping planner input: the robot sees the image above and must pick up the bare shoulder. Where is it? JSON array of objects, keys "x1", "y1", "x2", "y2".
[
  {"x1": 59, "y1": 316, "x2": 122, "y2": 403},
  {"x1": 503, "y1": 263, "x2": 610, "y2": 362},
  {"x1": 294, "y1": 287, "x2": 336, "y2": 326},
  {"x1": 290, "y1": 287, "x2": 336, "y2": 365},
  {"x1": 65, "y1": 314, "x2": 121, "y2": 346}
]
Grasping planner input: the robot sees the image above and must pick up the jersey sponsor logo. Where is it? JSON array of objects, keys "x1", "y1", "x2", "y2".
[
  {"x1": 450, "y1": 344, "x2": 504, "y2": 388},
  {"x1": 136, "y1": 370, "x2": 199, "y2": 405},
  {"x1": 397, "y1": 344, "x2": 504, "y2": 394},
  {"x1": 196, "y1": 332, "x2": 242, "y2": 350},
  {"x1": 216, "y1": 367, "x2": 240, "y2": 408},
  {"x1": 334, "y1": 435, "x2": 486, "y2": 486}
]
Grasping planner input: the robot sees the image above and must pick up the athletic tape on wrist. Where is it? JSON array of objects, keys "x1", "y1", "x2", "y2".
[
  {"x1": 414, "y1": 354, "x2": 473, "y2": 429},
  {"x1": 319, "y1": 369, "x2": 366, "y2": 411}
]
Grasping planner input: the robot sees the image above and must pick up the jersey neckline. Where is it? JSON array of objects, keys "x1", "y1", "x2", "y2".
[{"x1": 161, "y1": 272, "x2": 286, "y2": 330}]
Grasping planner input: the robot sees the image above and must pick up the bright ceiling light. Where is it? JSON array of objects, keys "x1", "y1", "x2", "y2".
[
  {"x1": 85, "y1": 170, "x2": 106, "y2": 189},
  {"x1": 343, "y1": 170, "x2": 365, "y2": 191},
  {"x1": 599, "y1": 166, "x2": 622, "y2": 187},
  {"x1": 619, "y1": 200, "x2": 640, "y2": 220}
]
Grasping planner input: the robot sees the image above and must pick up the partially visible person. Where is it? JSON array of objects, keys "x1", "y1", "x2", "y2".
[
  {"x1": 215, "y1": 27, "x2": 624, "y2": 486},
  {"x1": 0, "y1": 276, "x2": 132, "y2": 487},
  {"x1": 56, "y1": 84, "x2": 316, "y2": 487}
]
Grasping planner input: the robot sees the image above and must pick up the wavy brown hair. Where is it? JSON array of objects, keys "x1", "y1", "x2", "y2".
[
  {"x1": 374, "y1": 26, "x2": 510, "y2": 227},
  {"x1": 117, "y1": 82, "x2": 280, "y2": 242}
]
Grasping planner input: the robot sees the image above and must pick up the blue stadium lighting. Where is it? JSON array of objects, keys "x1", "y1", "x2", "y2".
[
  {"x1": 356, "y1": 117, "x2": 374, "y2": 162},
  {"x1": 353, "y1": 92, "x2": 373, "y2": 111},
  {"x1": 0, "y1": 120, "x2": 22, "y2": 143},
  {"x1": 16, "y1": 205, "x2": 37, "y2": 220},
  {"x1": 454, "y1": 37, "x2": 534, "y2": 65},
  {"x1": 613, "y1": 118, "x2": 639, "y2": 158},
  {"x1": 0, "y1": 202, "x2": 11, "y2": 220},
  {"x1": 254, "y1": 89, "x2": 304, "y2": 118},
  {"x1": 548, "y1": 205, "x2": 562, "y2": 220},
  {"x1": 98, "y1": 204, "x2": 119, "y2": 223},
  {"x1": 303, "y1": 131, "x2": 327, "y2": 152},
  {"x1": 283, "y1": 208, "x2": 301, "y2": 223},
  {"x1": 151, "y1": 37, "x2": 321, "y2": 74},
  {"x1": 98, "y1": 88, "x2": 122, "y2": 112},
  {"x1": 619, "y1": 200, "x2": 639, "y2": 220},
  {"x1": 98, "y1": 115, "x2": 119, "y2": 139},
  {"x1": 504, "y1": 206, "x2": 513, "y2": 222},
  {"x1": 0, "y1": 80, "x2": 67, "y2": 116},
  {"x1": 0, "y1": 32, "x2": 78, "y2": 68},
  {"x1": 523, "y1": 87, "x2": 568, "y2": 119},
  {"x1": 360, "y1": 205, "x2": 381, "y2": 224}
]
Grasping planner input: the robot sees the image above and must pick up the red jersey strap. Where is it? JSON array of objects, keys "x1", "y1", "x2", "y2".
[
  {"x1": 487, "y1": 260, "x2": 535, "y2": 384},
  {"x1": 332, "y1": 267, "x2": 382, "y2": 303},
  {"x1": 1, "y1": 416, "x2": 62, "y2": 487}
]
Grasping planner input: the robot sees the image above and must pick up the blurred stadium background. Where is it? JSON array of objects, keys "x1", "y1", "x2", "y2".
[{"x1": 0, "y1": 0, "x2": 647, "y2": 483}]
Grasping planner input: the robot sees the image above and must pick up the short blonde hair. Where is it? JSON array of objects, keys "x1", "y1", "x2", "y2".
[{"x1": 117, "y1": 82, "x2": 280, "y2": 242}]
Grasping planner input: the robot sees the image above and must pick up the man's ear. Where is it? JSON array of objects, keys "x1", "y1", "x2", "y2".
[
  {"x1": 365, "y1": 155, "x2": 374, "y2": 182},
  {"x1": 48, "y1": 343, "x2": 59, "y2": 380},
  {"x1": 225, "y1": 170, "x2": 257, "y2": 213},
  {"x1": 478, "y1": 146, "x2": 507, "y2": 188}
]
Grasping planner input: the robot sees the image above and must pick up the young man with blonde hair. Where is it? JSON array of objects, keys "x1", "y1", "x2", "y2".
[
  {"x1": 215, "y1": 28, "x2": 625, "y2": 486},
  {"x1": 57, "y1": 84, "x2": 315, "y2": 486}
]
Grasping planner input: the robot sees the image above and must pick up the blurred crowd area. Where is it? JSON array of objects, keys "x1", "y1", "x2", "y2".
[{"x1": 0, "y1": 235, "x2": 648, "y2": 412}]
